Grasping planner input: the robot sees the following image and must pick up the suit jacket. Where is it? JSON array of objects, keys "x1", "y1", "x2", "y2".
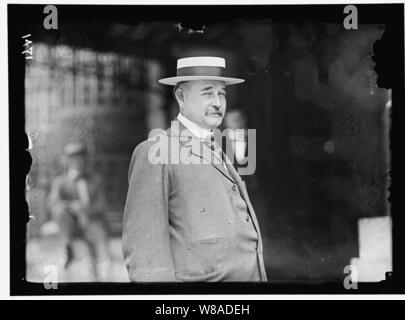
[{"x1": 122, "y1": 120, "x2": 267, "y2": 282}]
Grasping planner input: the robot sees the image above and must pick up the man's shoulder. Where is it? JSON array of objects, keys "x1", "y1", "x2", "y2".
[
  {"x1": 130, "y1": 120, "x2": 190, "y2": 163},
  {"x1": 126, "y1": 128, "x2": 175, "y2": 178},
  {"x1": 129, "y1": 126, "x2": 176, "y2": 167},
  {"x1": 134, "y1": 128, "x2": 171, "y2": 154}
]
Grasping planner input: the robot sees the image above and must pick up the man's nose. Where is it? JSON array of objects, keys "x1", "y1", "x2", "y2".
[{"x1": 212, "y1": 94, "x2": 222, "y2": 107}]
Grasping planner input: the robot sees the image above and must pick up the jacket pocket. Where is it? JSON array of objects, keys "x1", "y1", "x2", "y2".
[
  {"x1": 198, "y1": 237, "x2": 227, "y2": 244},
  {"x1": 195, "y1": 237, "x2": 230, "y2": 273},
  {"x1": 173, "y1": 237, "x2": 231, "y2": 281}
]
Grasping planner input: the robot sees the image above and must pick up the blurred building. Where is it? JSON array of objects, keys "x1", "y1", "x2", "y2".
[{"x1": 25, "y1": 43, "x2": 166, "y2": 236}]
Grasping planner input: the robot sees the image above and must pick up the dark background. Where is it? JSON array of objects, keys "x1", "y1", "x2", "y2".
[{"x1": 9, "y1": 4, "x2": 404, "y2": 293}]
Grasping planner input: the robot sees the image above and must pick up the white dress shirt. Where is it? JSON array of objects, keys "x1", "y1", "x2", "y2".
[
  {"x1": 177, "y1": 112, "x2": 213, "y2": 140},
  {"x1": 177, "y1": 113, "x2": 228, "y2": 172}
]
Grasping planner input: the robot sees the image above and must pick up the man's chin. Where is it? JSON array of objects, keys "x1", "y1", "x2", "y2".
[{"x1": 204, "y1": 117, "x2": 223, "y2": 129}]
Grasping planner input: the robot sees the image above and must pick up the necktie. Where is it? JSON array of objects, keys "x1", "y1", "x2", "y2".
[{"x1": 204, "y1": 136, "x2": 228, "y2": 172}]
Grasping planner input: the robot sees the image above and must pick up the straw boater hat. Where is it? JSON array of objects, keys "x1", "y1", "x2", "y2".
[{"x1": 158, "y1": 56, "x2": 245, "y2": 86}]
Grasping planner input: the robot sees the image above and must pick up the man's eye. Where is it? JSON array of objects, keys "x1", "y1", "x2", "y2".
[{"x1": 219, "y1": 92, "x2": 226, "y2": 96}]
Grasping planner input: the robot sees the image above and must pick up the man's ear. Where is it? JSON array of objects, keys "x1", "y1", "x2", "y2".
[{"x1": 175, "y1": 88, "x2": 186, "y2": 106}]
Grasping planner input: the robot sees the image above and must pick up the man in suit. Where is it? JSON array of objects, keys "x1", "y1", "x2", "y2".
[{"x1": 122, "y1": 56, "x2": 267, "y2": 282}]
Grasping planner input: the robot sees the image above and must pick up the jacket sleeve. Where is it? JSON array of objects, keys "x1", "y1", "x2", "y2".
[{"x1": 122, "y1": 140, "x2": 177, "y2": 282}]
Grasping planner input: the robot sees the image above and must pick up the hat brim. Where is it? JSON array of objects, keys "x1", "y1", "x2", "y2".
[{"x1": 158, "y1": 75, "x2": 245, "y2": 86}]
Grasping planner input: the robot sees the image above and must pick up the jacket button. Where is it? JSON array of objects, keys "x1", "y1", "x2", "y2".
[
  {"x1": 231, "y1": 185, "x2": 237, "y2": 191},
  {"x1": 246, "y1": 215, "x2": 250, "y2": 222}
]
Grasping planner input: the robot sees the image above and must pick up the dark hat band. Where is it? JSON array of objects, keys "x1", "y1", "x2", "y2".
[{"x1": 177, "y1": 66, "x2": 226, "y2": 77}]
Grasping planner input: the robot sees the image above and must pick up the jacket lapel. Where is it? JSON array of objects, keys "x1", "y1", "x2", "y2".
[{"x1": 170, "y1": 120, "x2": 236, "y2": 184}]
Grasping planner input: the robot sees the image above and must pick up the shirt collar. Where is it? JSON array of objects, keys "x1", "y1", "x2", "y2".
[{"x1": 177, "y1": 112, "x2": 213, "y2": 140}]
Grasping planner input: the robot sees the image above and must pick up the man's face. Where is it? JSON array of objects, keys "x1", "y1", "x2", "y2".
[{"x1": 178, "y1": 80, "x2": 227, "y2": 130}]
